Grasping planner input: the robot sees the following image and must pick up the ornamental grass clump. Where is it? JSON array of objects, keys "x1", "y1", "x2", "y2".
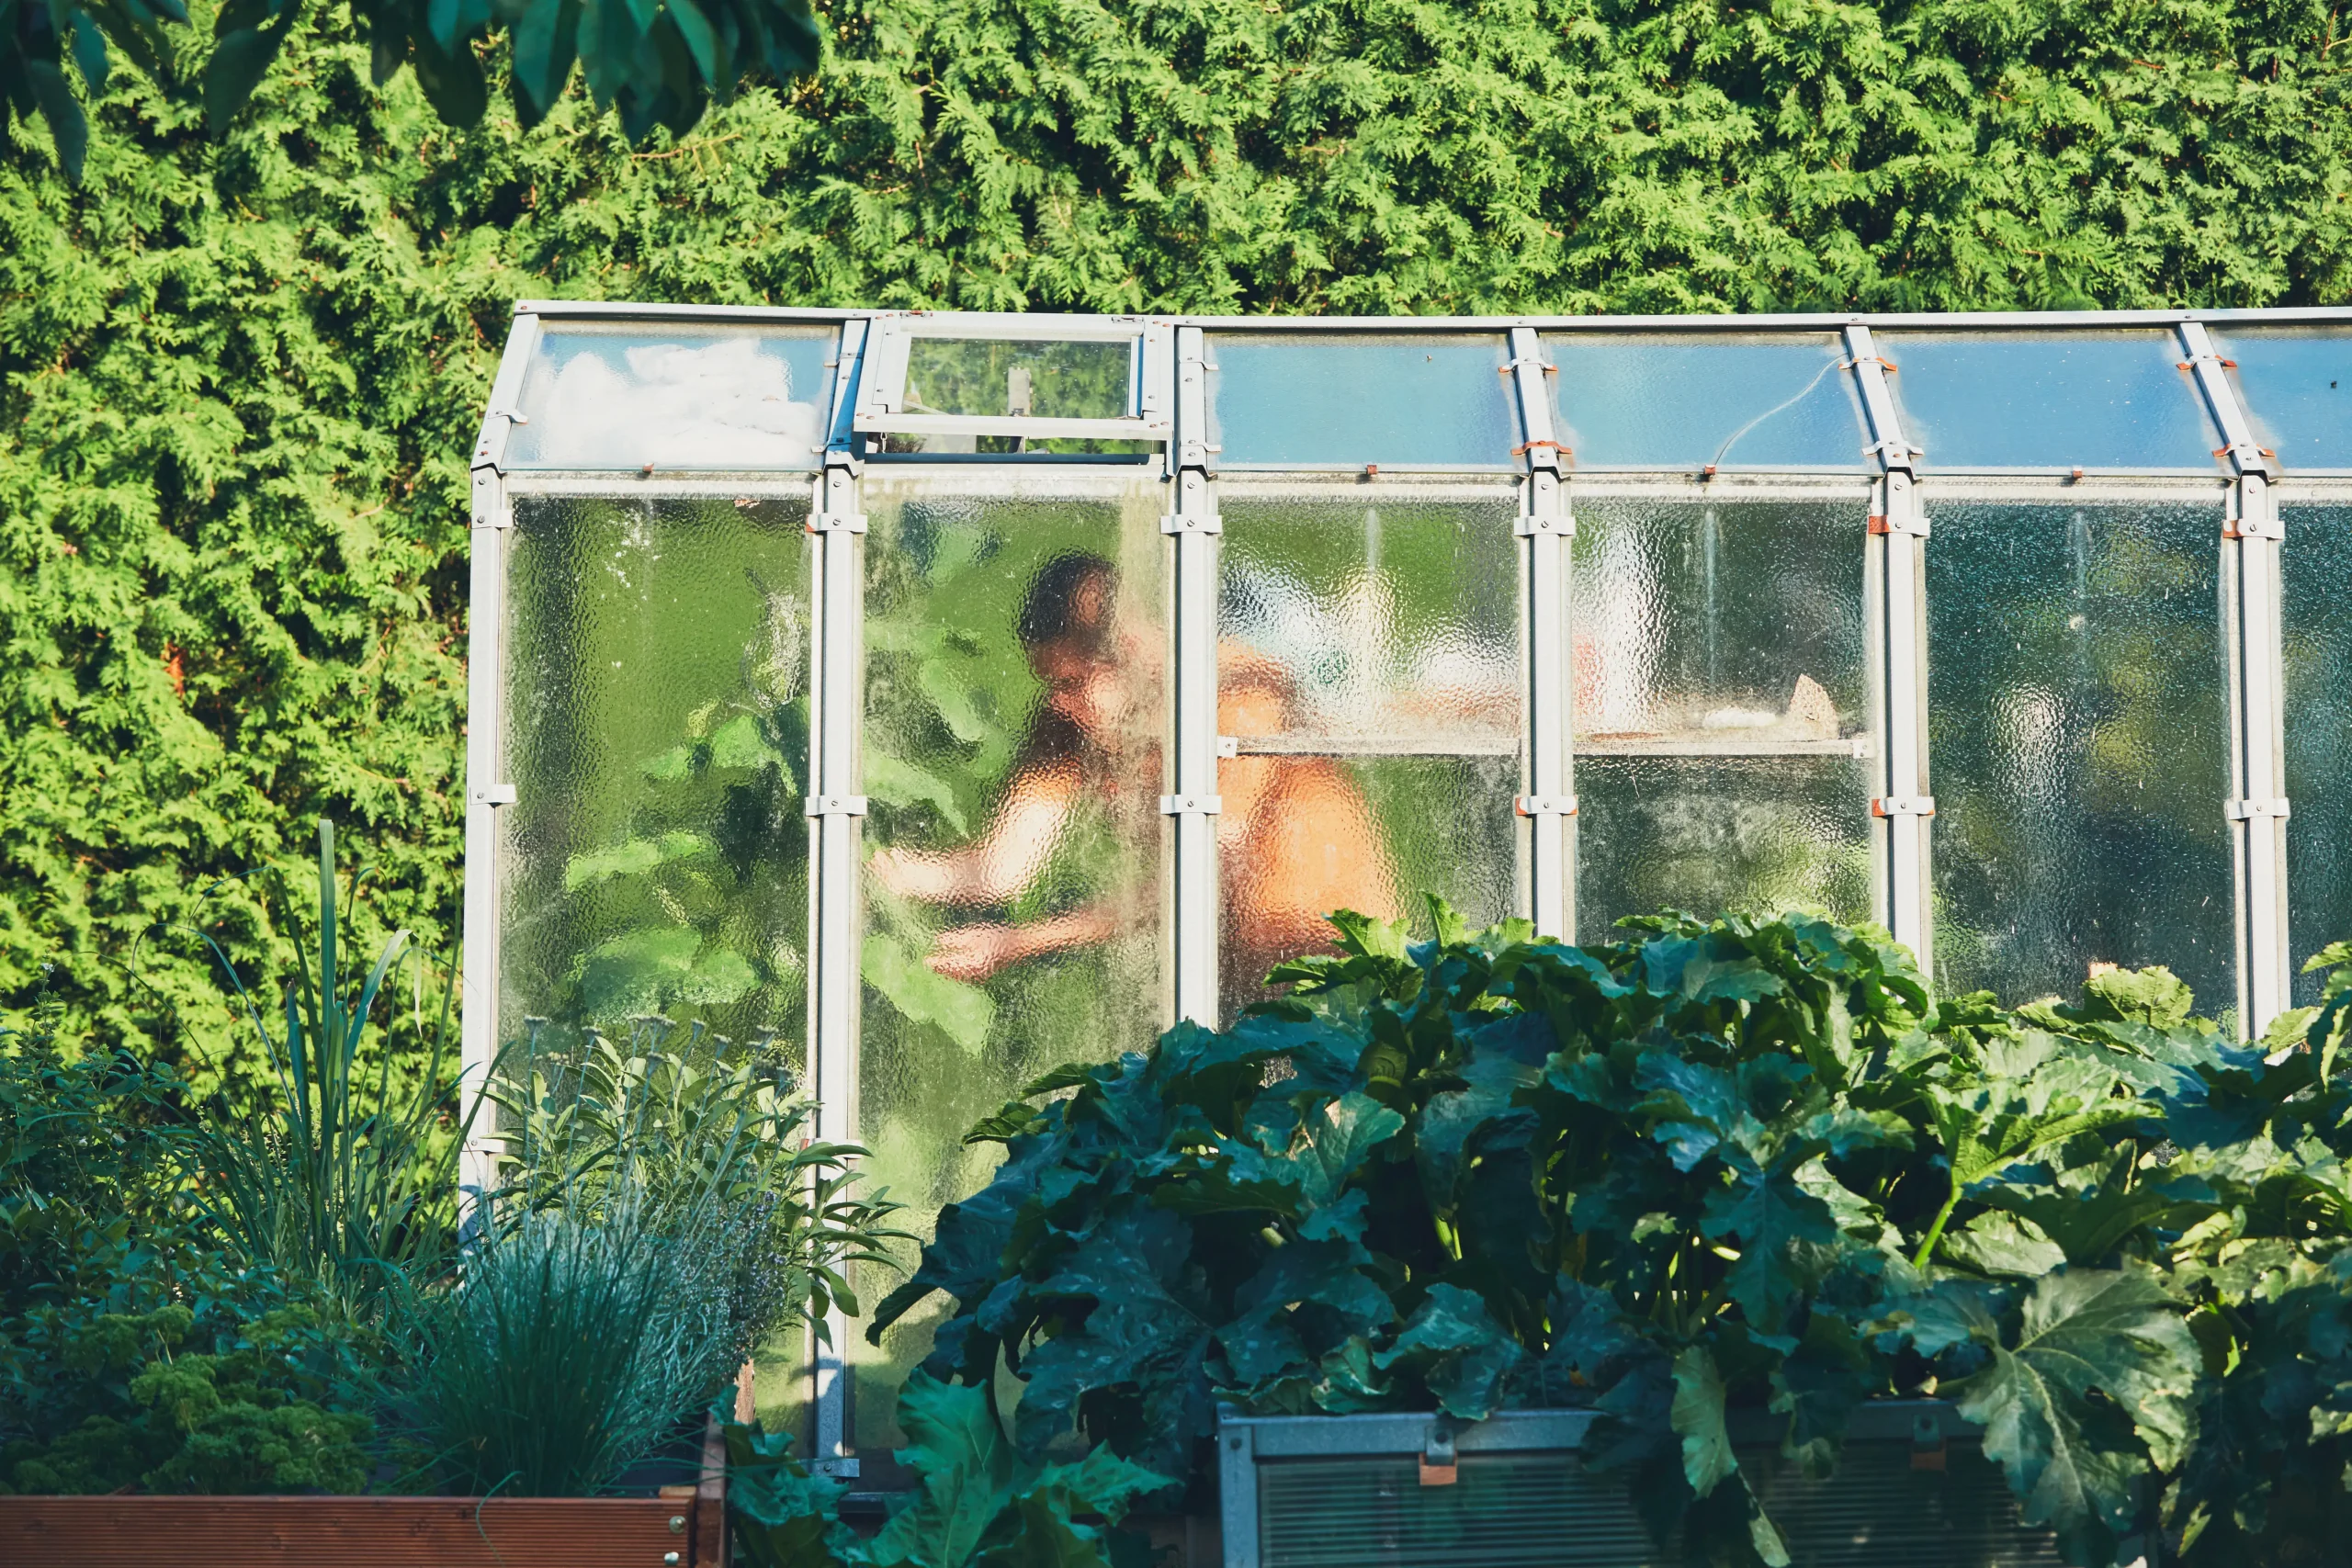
[
  {"x1": 879, "y1": 903, "x2": 2352, "y2": 1568},
  {"x1": 403, "y1": 1192, "x2": 737, "y2": 1497}
]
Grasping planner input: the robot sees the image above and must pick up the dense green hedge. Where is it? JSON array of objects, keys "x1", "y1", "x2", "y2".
[{"x1": 6, "y1": 0, "x2": 2352, "y2": 1080}]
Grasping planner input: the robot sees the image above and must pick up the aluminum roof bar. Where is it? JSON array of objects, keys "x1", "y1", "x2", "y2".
[
  {"x1": 1845, "y1": 324, "x2": 1934, "y2": 977},
  {"x1": 2182, "y1": 321, "x2": 2291, "y2": 1036},
  {"x1": 1506, "y1": 327, "x2": 1574, "y2": 941}
]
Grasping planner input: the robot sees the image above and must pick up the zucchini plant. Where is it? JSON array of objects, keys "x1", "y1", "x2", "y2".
[{"x1": 874, "y1": 904, "x2": 2352, "y2": 1568}]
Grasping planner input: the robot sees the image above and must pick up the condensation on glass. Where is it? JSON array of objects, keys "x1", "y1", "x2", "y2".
[
  {"x1": 1216, "y1": 485, "x2": 1522, "y2": 1017},
  {"x1": 1205, "y1": 334, "x2": 1517, "y2": 467},
  {"x1": 2282, "y1": 504, "x2": 2352, "y2": 1003},
  {"x1": 498, "y1": 494, "x2": 814, "y2": 1064},
  {"x1": 1876, "y1": 332, "x2": 2221, "y2": 472},
  {"x1": 1570, "y1": 499, "x2": 1873, "y2": 933},
  {"x1": 1544, "y1": 333, "x2": 1870, "y2": 470},
  {"x1": 852, "y1": 472, "x2": 1169, "y2": 1451},
  {"x1": 2211, "y1": 327, "x2": 2352, "y2": 471},
  {"x1": 1925, "y1": 502, "x2": 2232, "y2": 1011},
  {"x1": 504, "y1": 325, "x2": 835, "y2": 470}
]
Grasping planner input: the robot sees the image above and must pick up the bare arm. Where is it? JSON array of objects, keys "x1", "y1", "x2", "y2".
[
  {"x1": 924, "y1": 906, "x2": 1124, "y2": 981},
  {"x1": 869, "y1": 761, "x2": 1081, "y2": 908}
]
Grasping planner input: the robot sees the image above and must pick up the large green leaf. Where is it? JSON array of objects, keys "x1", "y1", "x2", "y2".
[
  {"x1": 1669, "y1": 1344, "x2": 1736, "y2": 1496},
  {"x1": 1946, "y1": 1269, "x2": 2199, "y2": 1538}
]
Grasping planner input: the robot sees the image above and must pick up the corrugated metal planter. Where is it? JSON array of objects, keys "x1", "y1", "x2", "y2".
[
  {"x1": 0, "y1": 1419, "x2": 729, "y2": 1568},
  {"x1": 1218, "y1": 1402, "x2": 2062, "y2": 1568}
]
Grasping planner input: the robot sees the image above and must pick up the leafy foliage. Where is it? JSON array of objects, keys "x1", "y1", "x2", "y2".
[
  {"x1": 495, "y1": 1014, "x2": 909, "y2": 1362},
  {"x1": 876, "y1": 903, "x2": 2352, "y2": 1567},
  {"x1": 0, "y1": 1240, "x2": 383, "y2": 1495},
  {"x1": 185, "y1": 819, "x2": 479, "y2": 1311},
  {"x1": 727, "y1": 1369, "x2": 1166, "y2": 1568},
  {"x1": 4, "y1": 0, "x2": 820, "y2": 180}
]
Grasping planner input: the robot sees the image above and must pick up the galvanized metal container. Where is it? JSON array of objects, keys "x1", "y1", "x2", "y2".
[{"x1": 1217, "y1": 1401, "x2": 2063, "y2": 1568}]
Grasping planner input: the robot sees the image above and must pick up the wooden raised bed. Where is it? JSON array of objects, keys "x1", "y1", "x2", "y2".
[{"x1": 0, "y1": 1417, "x2": 729, "y2": 1567}]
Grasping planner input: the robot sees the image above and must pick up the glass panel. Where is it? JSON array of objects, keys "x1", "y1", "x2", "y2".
[
  {"x1": 506, "y1": 326, "x2": 833, "y2": 470},
  {"x1": 1217, "y1": 492, "x2": 1521, "y2": 1015},
  {"x1": 1875, "y1": 331, "x2": 2220, "y2": 471},
  {"x1": 855, "y1": 475, "x2": 1167, "y2": 1453},
  {"x1": 1207, "y1": 334, "x2": 1516, "y2": 467},
  {"x1": 2211, "y1": 327, "x2": 2352, "y2": 470},
  {"x1": 500, "y1": 494, "x2": 812, "y2": 1058},
  {"x1": 1570, "y1": 500, "x2": 1872, "y2": 933},
  {"x1": 1543, "y1": 333, "x2": 1867, "y2": 469},
  {"x1": 2283, "y1": 505, "x2": 2352, "y2": 1002},
  {"x1": 901, "y1": 336, "x2": 1133, "y2": 421},
  {"x1": 1926, "y1": 502, "x2": 2231, "y2": 1010}
]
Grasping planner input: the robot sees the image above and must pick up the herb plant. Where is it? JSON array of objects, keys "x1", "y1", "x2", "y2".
[{"x1": 877, "y1": 903, "x2": 2352, "y2": 1567}]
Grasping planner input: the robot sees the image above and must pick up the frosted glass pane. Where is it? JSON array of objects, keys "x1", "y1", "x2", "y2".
[
  {"x1": 499, "y1": 495, "x2": 812, "y2": 1059},
  {"x1": 902, "y1": 337, "x2": 1132, "y2": 420},
  {"x1": 1543, "y1": 333, "x2": 1868, "y2": 469},
  {"x1": 1570, "y1": 500, "x2": 1871, "y2": 933},
  {"x1": 2284, "y1": 504, "x2": 2352, "y2": 1002},
  {"x1": 2211, "y1": 327, "x2": 2352, "y2": 470},
  {"x1": 1877, "y1": 332, "x2": 2220, "y2": 471},
  {"x1": 1207, "y1": 335, "x2": 1517, "y2": 466},
  {"x1": 1218, "y1": 495, "x2": 1521, "y2": 1012},
  {"x1": 1576, "y1": 758, "x2": 1871, "y2": 931},
  {"x1": 507, "y1": 326, "x2": 834, "y2": 470},
  {"x1": 1926, "y1": 502, "x2": 2231, "y2": 1009},
  {"x1": 855, "y1": 477, "x2": 1167, "y2": 1453}
]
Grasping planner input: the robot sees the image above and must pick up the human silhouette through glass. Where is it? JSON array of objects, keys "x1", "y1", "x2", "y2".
[{"x1": 867, "y1": 552, "x2": 1400, "y2": 986}]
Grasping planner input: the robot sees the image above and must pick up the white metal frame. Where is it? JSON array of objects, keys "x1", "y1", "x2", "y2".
[{"x1": 461, "y1": 302, "x2": 2347, "y2": 1454}]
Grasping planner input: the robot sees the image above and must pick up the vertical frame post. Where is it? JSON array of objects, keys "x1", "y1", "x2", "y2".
[
  {"x1": 458, "y1": 309, "x2": 538, "y2": 1235},
  {"x1": 1846, "y1": 325, "x2": 1934, "y2": 976},
  {"x1": 805, "y1": 319, "x2": 872, "y2": 1473},
  {"x1": 1168, "y1": 325, "x2": 1221, "y2": 1023},
  {"x1": 2183, "y1": 321, "x2": 2290, "y2": 1036},
  {"x1": 1507, "y1": 328, "x2": 1573, "y2": 941}
]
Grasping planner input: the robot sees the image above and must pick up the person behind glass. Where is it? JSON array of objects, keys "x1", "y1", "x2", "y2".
[{"x1": 867, "y1": 551, "x2": 1397, "y2": 985}]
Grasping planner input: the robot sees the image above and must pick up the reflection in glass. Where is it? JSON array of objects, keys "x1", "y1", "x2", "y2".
[
  {"x1": 1544, "y1": 334, "x2": 1867, "y2": 469},
  {"x1": 1217, "y1": 494, "x2": 1521, "y2": 1014},
  {"x1": 2211, "y1": 328, "x2": 2352, "y2": 470},
  {"x1": 1926, "y1": 503, "x2": 2231, "y2": 1009},
  {"x1": 900, "y1": 337, "x2": 1134, "y2": 422},
  {"x1": 1207, "y1": 335, "x2": 1516, "y2": 467},
  {"x1": 1876, "y1": 333, "x2": 2219, "y2": 471},
  {"x1": 854, "y1": 477, "x2": 1167, "y2": 1451},
  {"x1": 2283, "y1": 506, "x2": 2352, "y2": 1002},
  {"x1": 507, "y1": 328, "x2": 833, "y2": 469},
  {"x1": 1570, "y1": 500, "x2": 1871, "y2": 933},
  {"x1": 499, "y1": 495, "x2": 812, "y2": 1059}
]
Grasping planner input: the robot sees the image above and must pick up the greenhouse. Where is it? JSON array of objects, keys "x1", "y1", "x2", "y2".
[{"x1": 463, "y1": 302, "x2": 2352, "y2": 1474}]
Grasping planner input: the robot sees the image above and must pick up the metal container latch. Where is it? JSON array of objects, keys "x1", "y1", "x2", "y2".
[
  {"x1": 1419, "y1": 1426, "x2": 1458, "y2": 1487},
  {"x1": 1910, "y1": 1411, "x2": 1947, "y2": 1472}
]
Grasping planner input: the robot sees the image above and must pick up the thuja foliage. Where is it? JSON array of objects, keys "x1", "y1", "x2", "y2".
[
  {"x1": 9, "y1": 1, "x2": 2352, "y2": 1085},
  {"x1": 878, "y1": 905, "x2": 2352, "y2": 1567}
]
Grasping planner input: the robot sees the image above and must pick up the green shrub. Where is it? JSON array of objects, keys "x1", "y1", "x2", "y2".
[
  {"x1": 0, "y1": 1244, "x2": 383, "y2": 1495},
  {"x1": 879, "y1": 903, "x2": 2352, "y2": 1567}
]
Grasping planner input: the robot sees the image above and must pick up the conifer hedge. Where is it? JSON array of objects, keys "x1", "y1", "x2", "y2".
[{"x1": 5, "y1": 0, "x2": 2352, "y2": 1085}]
